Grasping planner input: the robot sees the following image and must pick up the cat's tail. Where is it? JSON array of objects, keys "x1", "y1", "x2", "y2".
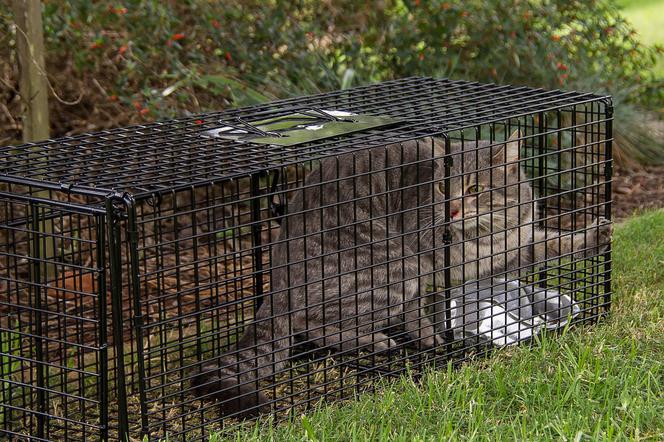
[{"x1": 191, "y1": 316, "x2": 291, "y2": 418}]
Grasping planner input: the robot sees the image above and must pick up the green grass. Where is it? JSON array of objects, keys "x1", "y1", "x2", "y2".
[
  {"x1": 618, "y1": 0, "x2": 664, "y2": 76},
  {"x1": 214, "y1": 210, "x2": 664, "y2": 441},
  {"x1": 0, "y1": 326, "x2": 22, "y2": 427}
]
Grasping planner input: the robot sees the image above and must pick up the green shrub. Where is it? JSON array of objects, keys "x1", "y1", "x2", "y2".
[{"x1": 1, "y1": 0, "x2": 662, "y2": 162}]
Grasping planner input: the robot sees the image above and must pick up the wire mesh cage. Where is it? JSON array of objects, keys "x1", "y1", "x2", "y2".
[{"x1": 0, "y1": 77, "x2": 612, "y2": 441}]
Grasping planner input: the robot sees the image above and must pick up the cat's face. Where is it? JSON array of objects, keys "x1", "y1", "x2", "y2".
[{"x1": 439, "y1": 131, "x2": 532, "y2": 234}]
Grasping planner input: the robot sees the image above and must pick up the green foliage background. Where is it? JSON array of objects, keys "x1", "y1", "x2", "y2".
[{"x1": 1, "y1": 0, "x2": 663, "y2": 162}]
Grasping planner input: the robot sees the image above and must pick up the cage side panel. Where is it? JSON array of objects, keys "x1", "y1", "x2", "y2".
[
  {"x1": 0, "y1": 188, "x2": 108, "y2": 441},
  {"x1": 120, "y1": 100, "x2": 610, "y2": 441}
]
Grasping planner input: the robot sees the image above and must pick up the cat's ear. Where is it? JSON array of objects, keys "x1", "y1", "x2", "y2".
[{"x1": 493, "y1": 129, "x2": 521, "y2": 166}]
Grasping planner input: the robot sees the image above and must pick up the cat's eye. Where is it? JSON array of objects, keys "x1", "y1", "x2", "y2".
[
  {"x1": 437, "y1": 182, "x2": 445, "y2": 193},
  {"x1": 466, "y1": 184, "x2": 485, "y2": 194}
]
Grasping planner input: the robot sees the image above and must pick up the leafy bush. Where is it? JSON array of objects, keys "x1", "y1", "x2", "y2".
[{"x1": 1, "y1": 0, "x2": 662, "y2": 163}]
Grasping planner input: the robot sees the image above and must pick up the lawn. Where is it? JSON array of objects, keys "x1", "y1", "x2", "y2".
[
  {"x1": 618, "y1": 0, "x2": 664, "y2": 76},
  {"x1": 216, "y1": 210, "x2": 664, "y2": 441}
]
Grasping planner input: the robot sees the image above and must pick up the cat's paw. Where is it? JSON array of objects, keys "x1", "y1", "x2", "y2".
[
  {"x1": 374, "y1": 336, "x2": 398, "y2": 353},
  {"x1": 362, "y1": 333, "x2": 397, "y2": 353},
  {"x1": 588, "y1": 217, "x2": 612, "y2": 256},
  {"x1": 418, "y1": 332, "x2": 445, "y2": 351}
]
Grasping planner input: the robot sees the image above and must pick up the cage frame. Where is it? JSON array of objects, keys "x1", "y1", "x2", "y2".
[{"x1": 0, "y1": 77, "x2": 613, "y2": 441}]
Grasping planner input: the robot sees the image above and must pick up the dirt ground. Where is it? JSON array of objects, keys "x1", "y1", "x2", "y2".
[{"x1": 613, "y1": 165, "x2": 664, "y2": 221}]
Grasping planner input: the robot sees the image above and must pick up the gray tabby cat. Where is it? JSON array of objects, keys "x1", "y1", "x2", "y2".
[{"x1": 192, "y1": 131, "x2": 611, "y2": 416}]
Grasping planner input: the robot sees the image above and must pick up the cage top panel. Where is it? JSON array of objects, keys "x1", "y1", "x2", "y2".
[{"x1": 1, "y1": 77, "x2": 608, "y2": 200}]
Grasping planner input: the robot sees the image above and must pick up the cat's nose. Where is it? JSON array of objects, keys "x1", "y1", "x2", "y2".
[{"x1": 449, "y1": 199, "x2": 462, "y2": 219}]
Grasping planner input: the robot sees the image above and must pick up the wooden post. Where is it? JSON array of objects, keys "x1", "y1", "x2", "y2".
[
  {"x1": 12, "y1": 0, "x2": 55, "y2": 281},
  {"x1": 12, "y1": 0, "x2": 50, "y2": 142}
]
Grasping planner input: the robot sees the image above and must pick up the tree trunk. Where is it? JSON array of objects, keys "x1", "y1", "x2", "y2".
[
  {"x1": 12, "y1": 0, "x2": 55, "y2": 280},
  {"x1": 12, "y1": 0, "x2": 50, "y2": 142}
]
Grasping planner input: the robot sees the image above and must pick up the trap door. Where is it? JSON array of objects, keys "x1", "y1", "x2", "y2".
[{"x1": 0, "y1": 192, "x2": 111, "y2": 441}]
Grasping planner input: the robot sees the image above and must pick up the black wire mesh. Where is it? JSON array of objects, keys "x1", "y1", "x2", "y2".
[
  {"x1": 0, "y1": 191, "x2": 109, "y2": 440},
  {"x1": 1, "y1": 77, "x2": 605, "y2": 198},
  {"x1": 0, "y1": 77, "x2": 612, "y2": 441}
]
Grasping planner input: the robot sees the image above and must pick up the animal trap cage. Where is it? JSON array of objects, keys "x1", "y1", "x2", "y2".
[{"x1": 0, "y1": 77, "x2": 612, "y2": 441}]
